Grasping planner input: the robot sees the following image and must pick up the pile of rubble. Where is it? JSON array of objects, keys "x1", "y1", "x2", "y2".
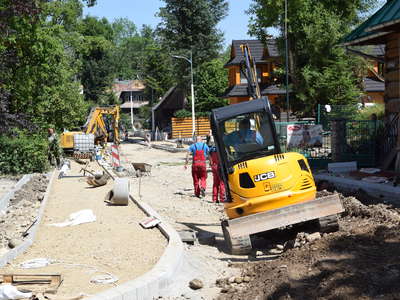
[
  {"x1": 0, "y1": 175, "x2": 48, "y2": 252},
  {"x1": 217, "y1": 191, "x2": 400, "y2": 300}
]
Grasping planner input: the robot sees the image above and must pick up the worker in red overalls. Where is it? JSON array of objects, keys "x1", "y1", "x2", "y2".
[
  {"x1": 185, "y1": 136, "x2": 209, "y2": 198},
  {"x1": 209, "y1": 138, "x2": 225, "y2": 203}
]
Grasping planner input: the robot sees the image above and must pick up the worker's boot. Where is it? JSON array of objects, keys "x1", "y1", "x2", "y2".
[{"x1": 200, "y1": 188, "x2": 206, "y2": 198}]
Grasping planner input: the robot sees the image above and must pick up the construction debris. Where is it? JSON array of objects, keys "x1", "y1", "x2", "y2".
[
  {"x1": 0, "y1": 175, "x2": 48, "y2": 250},
  {"x1": 0, "y1": 284, "x2": 32, "y2": 300},
  {"x1": 131, "y1": 163, "x2": 152, "y2": 177},
  {"x1": 0, "y1": 273, "x2": 62, "y2": 294},
  {"x1": 178, "y1": 230, "x2": 197, "y2": 244},
  {"x1": 189, "y1": 279, "x2": 204, "y2": 290},
  {"x1": 48, "y1": 210, "x2": 96, "y2": 227},
  {"x1": 90, "y1": 274, "x2": 118, "y2": 285},
  {"x1": 139, "y1": 216, "x2": 161, "y2": 229},
  {"x1": 58, "y1": 161, "x2": 71, "y2": 179},
  {"x1": 19, "y1": 258, "x2": 53, "y2": 269},
  {"x1": 86, "y1": 173, "x2": 109, "y2": 187}
]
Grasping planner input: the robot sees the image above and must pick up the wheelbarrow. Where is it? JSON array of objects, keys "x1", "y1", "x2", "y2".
[{"x1": 131, "y1": 162, "x2": 152, "y2": 177}]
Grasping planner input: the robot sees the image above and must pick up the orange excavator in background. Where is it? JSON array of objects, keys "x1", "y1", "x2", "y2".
[{"x1": 60, "y1": 105, "x2": 120, "y2": 152}]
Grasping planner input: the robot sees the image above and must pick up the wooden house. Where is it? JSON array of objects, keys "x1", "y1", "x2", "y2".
[
  {"x1": 222, "y1": 40, "x2": 287, "y2": 105},
  {"x1": 347, "y1": 44, "x2": 385, "y2": 104},
  {"x1": 112, "y1": 80, "x2": 148, "y2": 114},
  {"x1": 343, "y1": 0, "x2": 400, "y2": 166}
]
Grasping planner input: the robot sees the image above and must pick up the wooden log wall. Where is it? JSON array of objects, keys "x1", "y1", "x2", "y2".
[
  {"x1": 171, "y1": 117, "x2": 210, "y2": 138},
  {"x1": 385, "y1": 33, "x2": 400, "y2": 113}
]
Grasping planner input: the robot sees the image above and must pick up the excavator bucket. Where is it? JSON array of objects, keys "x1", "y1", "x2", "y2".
[{"x1": 227, "y1": 194, "x2": 343, "y2": 238}]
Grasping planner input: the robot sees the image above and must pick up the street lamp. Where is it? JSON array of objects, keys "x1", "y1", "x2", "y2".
[
  {"x1": 172, "y1": 51, "x2": 196, "y2": 138},
  {"x1": 284, "y1": 0, "x2": 290, "y2": 122}
]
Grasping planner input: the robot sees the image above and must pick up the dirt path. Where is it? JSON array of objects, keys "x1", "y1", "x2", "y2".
[
  {"x1": 1, "y1": 161, "x2": 166, "y2": 298},
  {"x1": 120, "y1": 142, "x2": 242, "y2": 299}
]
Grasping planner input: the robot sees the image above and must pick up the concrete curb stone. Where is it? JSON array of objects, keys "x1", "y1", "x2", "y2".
[{"x1": 315, "y1": 173, "x2": 400, "y2": 205}]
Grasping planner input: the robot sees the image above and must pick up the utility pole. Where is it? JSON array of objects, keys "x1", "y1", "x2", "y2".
[
  {"x1": 130, "y1": 92, "x2": 134, "y2": 129},
  {"x1": 285, "y1": 0, "x2": 290, "y2": 122},
  {"x1": 172, "y1": 52, "x2": 196, "y2": 139}
]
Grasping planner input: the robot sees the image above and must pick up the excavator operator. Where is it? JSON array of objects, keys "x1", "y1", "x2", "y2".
[{"x1": 224, "y1": 118, "x2": 263, "y2": 151}]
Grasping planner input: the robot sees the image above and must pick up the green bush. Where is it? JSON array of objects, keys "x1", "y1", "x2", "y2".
[
  {"x1": 173, "y1": 109, "x2": 210, "y2": 118},
  {"x1": 355, "y1": 104, "x2": 384, "y2": 120},
  {"x1": 0, "y1": 131, "x2": 49, "y2": 175}
]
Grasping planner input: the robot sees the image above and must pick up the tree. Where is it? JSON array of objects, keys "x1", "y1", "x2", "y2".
[
  {"x1": 110, "y1": 21, "x2": 156, "y2": 81},
  {"x1": 195, "y1": 59, "x2": 228, "y2": 112},
  {"x1": 142, "y1": 46, "x2": 176, "y2": 103},
  {"x1": 157, "y1": 0, "x2": 228, "y2": 87},
  {"x1": 0, "y1": 0, "x2": 89, "y2": 132},
  {"x1": 79, "y1": 16, "x2": 116, "y2": 103},
  {"x1": 248, "y1": 0, "x2": 377, "y2": 116},
  {"x1": 157, "y1": 0, "x2": 228, "y2": 65}
]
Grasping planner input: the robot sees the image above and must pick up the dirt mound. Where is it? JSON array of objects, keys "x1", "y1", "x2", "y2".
[
  {"x1": 341, "y1": 195, "x2": 400, "y2": 225},
  {"x1": 217, "y1": 192, "x2": 400, "y2": 300},
  {"x1": 0, "y1": 174, "x2": 48, "y2": 251}
]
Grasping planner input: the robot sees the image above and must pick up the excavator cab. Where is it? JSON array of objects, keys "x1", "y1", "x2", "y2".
[{"x1": 212, "y1": 97, "x2": 279, "y2": 171}]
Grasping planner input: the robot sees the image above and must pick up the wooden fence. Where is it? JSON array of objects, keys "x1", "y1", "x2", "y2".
[{"x1": 171, "y1": 117, "x2": 210, "y2": 138}]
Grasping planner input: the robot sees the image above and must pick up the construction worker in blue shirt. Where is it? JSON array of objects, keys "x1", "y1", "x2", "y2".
[{"x1": 185, "y1": 136, "x2": 210, "y2": 198}]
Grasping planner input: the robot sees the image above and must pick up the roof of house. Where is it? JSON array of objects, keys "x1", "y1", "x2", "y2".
[
  {"x1": 366, "y1": 0, "x2": 400, "y2": 32},
  {"x1": 363, "y1": 77, "x2": 385, "y2": 92},
  {"x1": 225, "y1": 40, "x2": 279, "y2": 67},
  {"x1": 120, "y1": 101, "x2": 149, "y2": 109},
  {"x1": 349, "y1": 44, "x2": 385, "y2": 57},
  {"x1": 343, "y1": 0, "x2": 400, "y2": 46},
  {"x1": 222, "y1": 83, "x2": 288, "y2": 98},
  {"x1": 112, "y1": 80, "x2": 145, "y2": 98},
  {"x1": 152, "y1": 86, "x2": 186, "y2": 112}
]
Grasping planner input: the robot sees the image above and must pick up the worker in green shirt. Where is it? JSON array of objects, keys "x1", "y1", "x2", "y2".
[{"x1": 48, "y1": 128, "x2": 62, "y2": 168}]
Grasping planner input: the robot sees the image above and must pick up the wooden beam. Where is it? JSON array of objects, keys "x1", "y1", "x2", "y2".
[{"x1": 0, "y1": 274, "x2": 62, "y2": 294}]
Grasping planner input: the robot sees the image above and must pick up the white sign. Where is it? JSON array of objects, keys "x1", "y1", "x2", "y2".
[{"x1": 287, "y1": 124, "x2": 323, "y2": 148}]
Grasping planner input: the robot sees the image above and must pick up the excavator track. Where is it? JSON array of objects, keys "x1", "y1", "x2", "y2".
[
  {"x1": 318, "y1": 214, "x2": 339, "y2": 233},
  {"x1": 221, "y1": 220, "x2": 252, "y2": 255}
]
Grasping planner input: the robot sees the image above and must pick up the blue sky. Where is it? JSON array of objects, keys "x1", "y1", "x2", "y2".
[{"x1": 83, "y1": 0, "x2": 254, "y2": 47}]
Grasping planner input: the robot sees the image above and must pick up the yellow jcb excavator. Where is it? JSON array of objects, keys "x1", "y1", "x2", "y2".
[
  {"x1": 60, "y1": 105, "x2": 120, "y2": 152},
  {"x1": 210, "y1": 44, "x2": 344, "y2": 254}
]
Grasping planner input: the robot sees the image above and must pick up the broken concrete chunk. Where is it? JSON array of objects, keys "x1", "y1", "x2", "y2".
[
  {"x1": 306, "y1": 232, "x2": 322, "y2": 243},
  {"x1": 234, "y1": 277, "x2": 243, "y2": 284},
  {"x1": 268, "y1": 248, "x2": 283, "y2": 255},
  {"x1": 178, "y1": 230, "x2": 197, "y2": 244},
  {"x1": 8, "y1": 238, "x2": 21, "y2": 249},
  {"x1": 189, "y1": 279, "x2": 204, "y2": 290}
]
